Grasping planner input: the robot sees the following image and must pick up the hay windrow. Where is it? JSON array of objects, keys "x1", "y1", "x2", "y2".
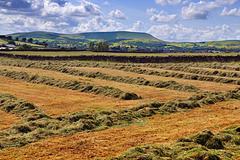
[
  {"x1": 2, "y1": 59, "x2": 237, "y2": 86},
  {"x1": 0, "y1": 59, "x2": 200, "y2": 92},
  {"x1": 106, "y1": 127, "x2": 240, "y2": 160},
  {"x1": 0, "y1": 69, "x2": 141, "y2": 100},
  {"x1": 0, "y1": 86, "x2": 240, "y2": 149}
]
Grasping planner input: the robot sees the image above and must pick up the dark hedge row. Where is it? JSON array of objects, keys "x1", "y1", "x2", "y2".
[
  {"x1": 1, "y1": 52, "x2": 240, "y2": 63},
  {"x1": 0, "y1": 69, "x2": 140, "y2": 100},
  {"x1": 1, "y1": 86, "x2": 240, "y2": 149},
  {"x1": 0, "y1": 60, "x2": 200, "y2": 92},
  {"x1": 107, "y1": 127, "x2": 240, "y2": 160}
]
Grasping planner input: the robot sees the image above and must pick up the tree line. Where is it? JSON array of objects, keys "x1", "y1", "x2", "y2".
[
  {"x1": 88, "y1": 42, "x2": 109, "y2": 51},
  {"x1": 1, "y1": 52, "x2": 240, "y2": 63}
]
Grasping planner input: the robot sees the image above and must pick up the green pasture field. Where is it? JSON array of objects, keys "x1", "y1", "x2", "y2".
[
  {"x1": 0, "y1": 51, "x2": 240, "y2": 57},
  {"x1": 15, "y1": 41, "x2": 44, "y2": 48},
  {"x1": 0, "y1": 39, "x2": 8, "y2": 44}
]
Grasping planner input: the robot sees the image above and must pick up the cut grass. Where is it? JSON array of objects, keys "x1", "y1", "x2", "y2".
[
  {"x1": 0, "y1": 75, "x2": 192, "y2": 117},
  {"x1": 0, "y1": 111, "x2": 20, "y2": 130},
  {"x1": 72, "y1": 66, "x2": 239, "y2": 92},
  {"x1": 0, "y1": 76, "x2": 147, "y2": 117},
  {"x1": 0, "y1": 60, "x2": 200, "y2": 93},
  {"x1": 0, "y1": 66, "x2": 194, "y2": 102},
  {"x1": 1, "y1": 101, "x2": 239, "y2": 159},
  {"x1": 0, "y1": 69, "x2": 141, "y2": 100}
]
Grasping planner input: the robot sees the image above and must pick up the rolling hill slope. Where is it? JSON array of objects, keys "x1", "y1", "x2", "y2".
[
  {"x1": 7, "y1": 31, "x2": 240, "y2": 51},
  {"x1": 8, "y1": 31, "x2": 165, "y2": 49},
  {"x1": 10, "y1": 31, "x2": 162, "y2": 42}
]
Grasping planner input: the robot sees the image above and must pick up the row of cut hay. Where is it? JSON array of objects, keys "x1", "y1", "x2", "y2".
[
  {"x1": 138, "y1": 62, "x2": 240, "y2": 79},
  {"x1": 188, "y1": 62, "x2": 240, "y2": 71},
  {"x1": 107, "y1": 127, "x2": 240, "y2": 160},
  {"x1": 24, "y1": 60, "x2": 240, "y2": 86},
  {"x1": 0, "y1": 60, "x2": 200, "y2": 92},
  {"x1": 1, "y1": 86, "x2": 240, "y2": 149},
  {"x1": 0, "y1": 69, "x2": 140, "y2": 100},
  {"x1": 0, "y1": 94, "x2": 48, "y2": 121},
  {"x1": 89, "y1": 64, "x2": 240, "y2": 85}
]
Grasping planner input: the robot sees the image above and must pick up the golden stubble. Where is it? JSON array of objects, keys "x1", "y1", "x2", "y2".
[{"x1": 1, "y1": 101, "x2": 239, "y2": 160}]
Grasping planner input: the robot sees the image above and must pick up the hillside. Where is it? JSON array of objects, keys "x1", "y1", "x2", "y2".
[
  {"x1": 10, "y1": 31, "x2": 161, "y2": 42},
  {"x1": 6, "y1": 31, "x2": 240, "y2": 51},
  {"x1": 8, "y1": 31, "x2": 164, "y2": 49}
]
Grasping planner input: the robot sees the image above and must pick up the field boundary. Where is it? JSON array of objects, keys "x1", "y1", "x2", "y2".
[{"x1": 1, "y1": 52, "x2": 240, "y2": 63}]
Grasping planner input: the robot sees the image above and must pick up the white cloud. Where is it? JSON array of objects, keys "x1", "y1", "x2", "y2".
[
  {"x1": 150, "y1": 11, "x2": 177, "y2": 23},
  {"x1": 130, "y1": 21, "x2": 146, "y2": 32},
  {"x1": 147, "y1": 8, "x2": 157, "y2": 15},
  {"x1": 58, "y1": 22, "x2": 69, "y2": 26},
  {"x1": 148, "y1": 24, "x2": 233, "y2": 42},
  {"x1": 0, "y1": 13, "x2": 61, "y2": 34},
  {"x1": 155, "y1": 0, "x2": 182, "y2": 6},
  {"x1": 103, "y1": 1, "x2": 110, "y2": 5},
  {"x1": 221, "y1": 7, "x2": 240, "y2": 17},
  {"x1": 24, "y1": 0, "x2": 44, "y2": 9},
  {"x1": 41, "y1": 0, "x2": 102, "y2": 17},
  {"x1": 6, "y1": 2, "x2": 12, "y2": 7},
  {"x1": 181, "y1": 0, "x2": 238, "y2": 20},
  {"x1": 0, "y1": 9, "x2": 7, "y2": 13},
  {"x1": 236, "y1": 30, "x2": 240, "y2": 34},
  {"x1": 73, "y1": 16, "x2": 125, "y2": 33},
  {"x1": 216, "y1": 0, "x2": 237, "y2": 5},
  {"x1": 109, "y1": 9, "x2": 127, "y2": 20}
]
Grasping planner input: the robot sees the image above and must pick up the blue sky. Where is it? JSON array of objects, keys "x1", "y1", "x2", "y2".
[{"x1": 0, "y1": 0, "x2": 240, "y2": 42}]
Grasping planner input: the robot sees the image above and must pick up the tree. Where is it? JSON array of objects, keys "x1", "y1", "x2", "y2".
[
  {"x1": 42, "y1": 41, "x2": 48, "y2": 47},
  {"x1": 18, "y1": 44, "x2": 32, "y2": 50},
  {"x1": 103, "y1": 42, "x2": 109, "y2": 51},
  {"x1": 15, "y1": 37, "x2": 19, "y2": 41},
  {"x1": 27, "y1": 38, "x2": 33, "y2": 43},
  {"x1": 88, "y1": 42, "x2": 95, "y2": 51},
  {"x1": 8, "y1": 40, "x2": 16, "y2": 45},
  {"x1": 96, "y1": 42, "x2": 103, "y2": 51},
  {"x1": 0, "y1": 35, "x2": 6, "y2": 39},
  {"x1": 6, "y1": 36, "x2": 12, "y2": 40},
  {"x1": 88, "y1": 42, "x2": 109, "y2": 51},
  {"x1": 22, "y1": 38, "x2": 26, "y2": 42}
]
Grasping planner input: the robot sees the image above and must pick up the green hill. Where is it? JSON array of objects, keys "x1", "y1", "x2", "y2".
[
  {"x1": 8, "y1": 31, "x2": 164, "y2": 49},
  {"x1": 10, "y1": 31, "x2": 161, "y2": 42},
  {"x1": 7, "y1": 31, "x2": 240, "y2": 51}
]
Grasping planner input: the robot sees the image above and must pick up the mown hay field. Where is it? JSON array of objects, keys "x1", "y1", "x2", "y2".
[{"x1": 0, "y1": 57, "x2": 239, "y2": 159}]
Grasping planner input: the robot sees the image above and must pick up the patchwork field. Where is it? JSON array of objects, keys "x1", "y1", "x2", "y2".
[{"x1": 0, "y1": 58, "x2": 239, "y2": 159}]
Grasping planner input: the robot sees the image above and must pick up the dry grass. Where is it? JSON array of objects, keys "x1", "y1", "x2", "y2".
[
  {"x1": 73, "y1": 66, "x2": 239, "y2": 92},
  {"x1": 140, "y1": 67, "x2": 239, "y2": 91},
  {"x1": 190, "y1": 66, "x2": 240, "y2": 73},
  {"x1": 0, "y1": 76, "x2": 151, "y2": 117},
  {"x1": 142, "y1": 66, "x2": 240, "y2": 81},
  {"x1": 0, "y1": 111, "x2": 20, "y2": 130},
  {"x1": 0, "y1": 65, "x2": 193, "y2": 102},
  {"x1": 0, "y1": 75, "x2": 191, "y2": 117},
  {"x1": 1, "y1": 101, "x2": 239, "y2": 160}
]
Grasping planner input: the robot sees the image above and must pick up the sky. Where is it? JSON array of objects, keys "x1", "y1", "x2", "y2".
[{"x1": 0, "y1": 0, "x2": 240, "y2": 42}]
